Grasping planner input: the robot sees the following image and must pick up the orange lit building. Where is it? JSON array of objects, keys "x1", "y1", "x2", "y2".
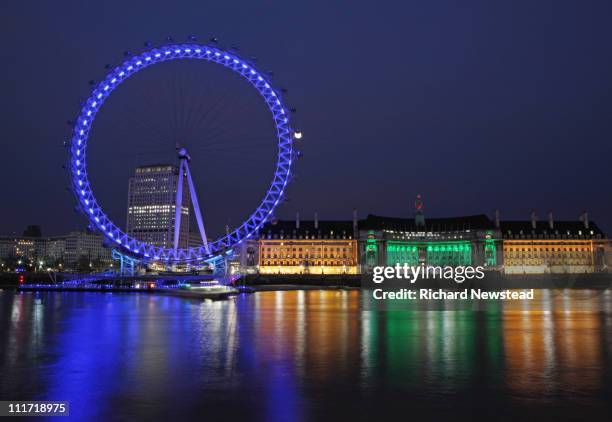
[
  {"x1": 257, "y1": 214, "x2": 358, "y2": 275},
  {"x1": 248, "y1": 208, "x2": 610, "y2": 276},
  {"x1": 500, "y1": 213, "x2": 607, "y2": 274}
]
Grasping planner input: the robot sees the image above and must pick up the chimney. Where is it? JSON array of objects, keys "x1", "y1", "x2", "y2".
[
  {"x1": 494, "y1": 209, "x2": 500, "y2": 229},
  {"x1": 548, "y1": 211, "x2": 554, "y2": 230},
  {"x1": 530, "y1": 210, "x2": 537, "y2": 230},
  {"x1": 352, "y1": 209, "x2": 358, "y2": 233},
  {"x1": 314, "y1": 211, "x2": 319, "y2": 230},
  {"x1": 296, "y1": 211, "x2": 300, "y2": 229},
  {"x1": 583, "y1": 211, "x2": 589, "y2": 229}
]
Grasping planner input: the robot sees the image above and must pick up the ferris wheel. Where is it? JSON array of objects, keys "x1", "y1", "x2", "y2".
[{"x1": 68, "y1": 39, "x2": 301, "y2": 264}]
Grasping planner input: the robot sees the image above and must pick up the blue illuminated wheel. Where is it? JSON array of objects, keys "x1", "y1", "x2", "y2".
[{"x1": 69, "y1": 43, "x2": 296, "y2": 263}]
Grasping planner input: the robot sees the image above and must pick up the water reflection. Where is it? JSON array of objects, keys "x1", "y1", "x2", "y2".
[
  {"x1": 1, "y1": 289, "x2": 611, "y2": 420},
  {"x1": 503, "y1": 290, "x2": 605, "y2": 400}
]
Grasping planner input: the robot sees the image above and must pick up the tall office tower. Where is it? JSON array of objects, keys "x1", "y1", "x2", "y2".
[{"x1": 126, "y1": 164, "x2": 190, "y2": 249}]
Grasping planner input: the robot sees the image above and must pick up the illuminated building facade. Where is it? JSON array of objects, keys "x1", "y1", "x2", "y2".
[
  {"x1": 0, "y1": 236, "x2": 38, "y2": 261},
  {"x1": 0, "y1": 232, "x2": 110, "y2": 270},
  {"x1": 359, "y1": 214, "x2": 502, "y2": 272},
  {"x1": 232, "y1": 239, "x2": 259, "y2": 274},
  {"x1": 15, "y1": 238, "x2": 38, "y2": 260},
  {"x1": 126, "y1": 164, "x2": 190, "y2": 249},
  {"x1": 500, "y1": 212, "x2": 607, "y2": 274},
  {"x1": 0, "y1": 236, "x2": 49, "y2": 262},
  {"x1": 257, "y1": 213, "x2": 359, "y2": 275},
  {"x1": 44, "y1": 237, "x2": 66, "y2": 262},
  {"x1": 64, "y1": 231, "x2": 112, "y2": 268},
  {"x1": 0, "y1": 238, "x2": 14, "y2": 260},
  {"x1": 358, "y1": 195, "x2": 502, "y2": 272}
]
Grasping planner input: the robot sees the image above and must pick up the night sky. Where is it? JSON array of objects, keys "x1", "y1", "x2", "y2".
[{"x1": 2, "y1": 1, "x2": 612, "y2": 238}]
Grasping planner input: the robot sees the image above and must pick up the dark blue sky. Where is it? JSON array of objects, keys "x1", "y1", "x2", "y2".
[{"x1": 2, "y1": 1, "x2": 612, "y2": 237}]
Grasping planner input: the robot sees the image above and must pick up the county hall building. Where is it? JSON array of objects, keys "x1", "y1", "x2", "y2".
[
  {"x1": 500, "y1": 212, "x2": 607, "y2": 274},
  {"x1": 357, "y1": 196, "x2": 502, "y2": 273},
  {"x1": 257, "y1": 212, "x2": 359, "y2": 275},
  {"x1": 243, "y1": 196, "x2": 610, "y2": 275}
]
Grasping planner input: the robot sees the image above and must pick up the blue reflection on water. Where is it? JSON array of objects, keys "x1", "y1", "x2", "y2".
[{"x1": 1, "y1": 289, "x2": 612, "y2": 421}]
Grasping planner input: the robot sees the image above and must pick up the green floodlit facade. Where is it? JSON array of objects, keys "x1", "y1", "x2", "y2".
[
  {"x1": 484, "y1": 238, "x2": 497, "y2": 266},
  {"x1": 358, "y1": 213, "x2": 504, "y2": 271},
  {"x1": 365, "y1": 236, "x2": 378, "y2": 268},
  {"x1": 386, "y1": 241, "x2": 473, "y2": 267}
]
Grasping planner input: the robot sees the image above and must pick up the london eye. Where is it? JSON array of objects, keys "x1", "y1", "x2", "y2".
[{"x1": 68, "y1": 40, "x2": 300, "y2": 266}]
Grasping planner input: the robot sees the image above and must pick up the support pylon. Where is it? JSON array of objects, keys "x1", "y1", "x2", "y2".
[{"x1": 173, "y1": 147, "x2": 211, "y2": 256}]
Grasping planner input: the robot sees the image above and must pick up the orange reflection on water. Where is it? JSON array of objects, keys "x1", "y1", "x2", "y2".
[
  {"x1": 503, "y1": 290, "x2": 604, "y2": 398},
  {"x1": 254, "y1": 290, "x2": 361, "y2": 382}
]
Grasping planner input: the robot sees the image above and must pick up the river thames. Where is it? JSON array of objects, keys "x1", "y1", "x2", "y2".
[{"x1": 1, "y1": 288, "x2": 612, "y2": 421}]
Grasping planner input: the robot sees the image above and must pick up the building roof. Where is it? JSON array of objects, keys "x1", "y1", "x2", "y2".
[
  {"x1": 260, "y1": 220, "x2": 355, "y2": 239},
  {"x1": 500, "y1": 220, "x2": 604, "y2": 238},
  {"x1": 135, "y1": 164, "x2": 177, "y2": 173},
  {"x1": 0, "y1": 235, "x2": 44, "y2": 242},
  {"x1": 359, "y1": 214, "x2": 495, "y2": 232}
]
